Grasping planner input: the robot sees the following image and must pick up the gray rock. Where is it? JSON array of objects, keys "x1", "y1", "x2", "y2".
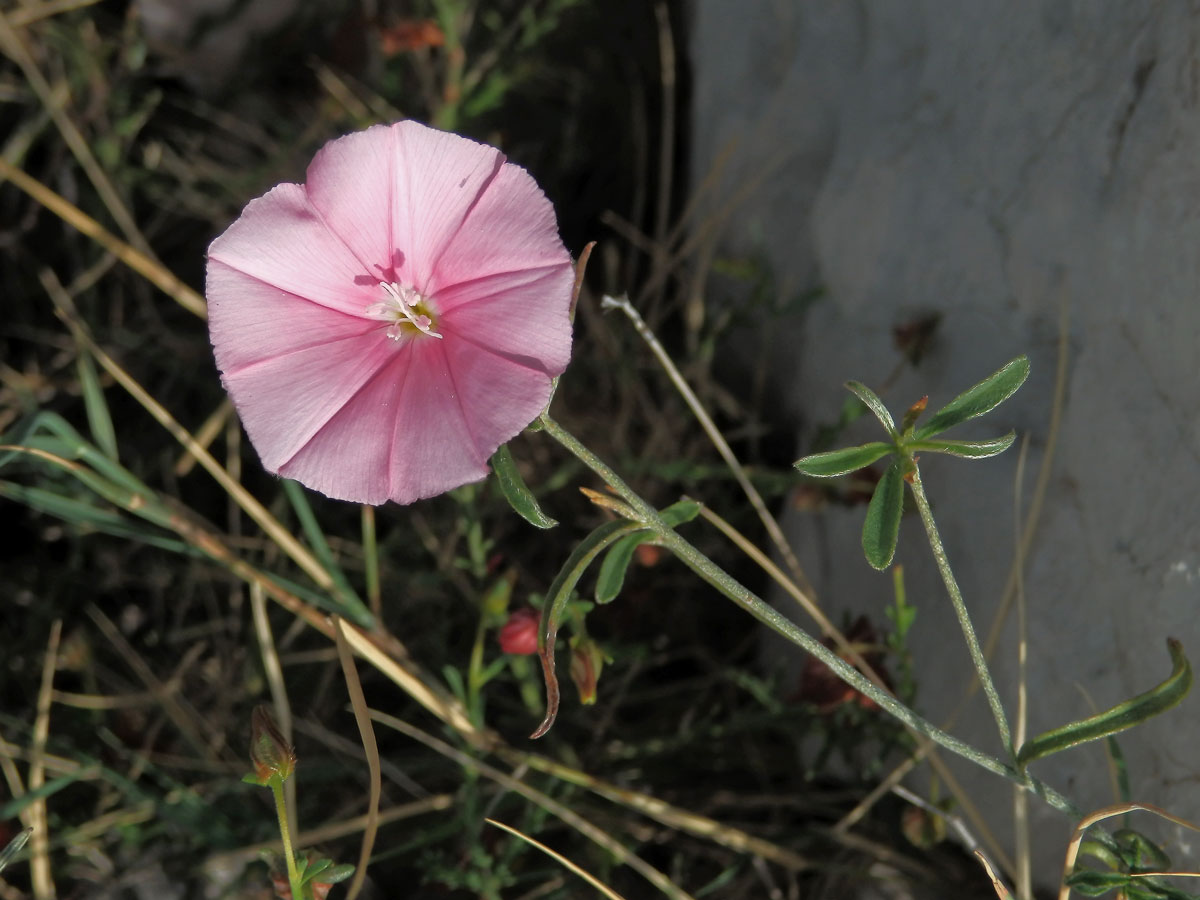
[{"x1": 692, "y1": 0, "x2": 1200, "y2": 889}]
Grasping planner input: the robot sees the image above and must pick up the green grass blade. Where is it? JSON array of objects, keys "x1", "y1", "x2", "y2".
[
  {"x1": 0, "y1": 481, "x2": 198, "y2": 556},
  {"x1": 0, "y1": 827, "x2": 32, "y2": 875},
  {"x1": 862, "y1": 460, "x2": 904, "y2": 570},
  {"x1": 915, "y1": 356, "x2": 1030, "y2": 440},
  {"x1": 282, "y1": 479, "x2": 372, "y2": 626},
  {"x1": 0, "y1": 770, "x2": 96, "y2": 819},
  {"x1": 76, "y1": 350, "x2": 118, "y2": 461}
]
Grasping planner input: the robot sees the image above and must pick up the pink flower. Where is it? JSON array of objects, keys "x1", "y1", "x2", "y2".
[
  {"x1": 205, "y1": 121, "x2": 574, "y2": 504},
  {"x1": 498, "y1": 608, "x2": 540, "y2": 656}
]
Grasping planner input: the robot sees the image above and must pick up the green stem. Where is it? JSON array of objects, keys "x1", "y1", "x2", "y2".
[
  {"x1": 537, "y1": 413, "x2": 1076, "y2": 819},
  {"x1": 907, "y1": 464, "x2": 1013, "y2": 756},
  {"x1": 270, "y1": 777, "x2": 304, "y2": 900},
  {"x1": 466, "y1": 614, "x2": 488, "y2": 730}
]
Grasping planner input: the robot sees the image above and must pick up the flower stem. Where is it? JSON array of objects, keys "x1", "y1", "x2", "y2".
[
  {"x1": 907, "y1": 464, "x2": 1013, "y2": 756},
  {"x1": 270, "y1": 777, "x2": 304, "y2": 900},
  {"x1": 537, "y1": 413, "x2": 1075, "y2": 818}
]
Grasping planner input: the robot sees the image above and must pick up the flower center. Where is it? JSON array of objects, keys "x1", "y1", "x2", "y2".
[{"x1": 365, "y1": 282, "x2": 442, "y2": 341}]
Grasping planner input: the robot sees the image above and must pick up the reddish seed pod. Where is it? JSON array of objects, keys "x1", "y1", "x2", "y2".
[{"x1": 498, "y1": 608, "x2": 540, "y2": 656}]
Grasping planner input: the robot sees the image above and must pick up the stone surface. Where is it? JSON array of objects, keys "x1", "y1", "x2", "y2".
[{"x1": 692, "y1": 1, "x2": 1200, "y2": 888}]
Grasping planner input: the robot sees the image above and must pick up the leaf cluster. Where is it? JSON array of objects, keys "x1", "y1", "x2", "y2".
[{"x1": 794, "y1": 356, "x2": 1030, "y2": 569}]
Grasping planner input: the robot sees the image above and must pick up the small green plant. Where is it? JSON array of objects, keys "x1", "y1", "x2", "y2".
[
  {"x1": 244, "y1": 706, "x2": 354, "y2": 900},
  {"x1": 794, "y1": 355, "x2": 1029, "y2": 571}
]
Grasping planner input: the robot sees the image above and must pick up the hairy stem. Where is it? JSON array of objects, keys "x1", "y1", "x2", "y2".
[
  {"x1": 271, "y1": 777, "x2": 304, "y2": 900},
  {"x1": 908, "y1": 465, "x2": 1013, "y2": 756}
]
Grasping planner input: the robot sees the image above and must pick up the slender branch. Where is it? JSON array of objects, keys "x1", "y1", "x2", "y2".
[
  {"x1": 908, "y1": 466, "x2": 1013, "y2": 755},
  {"x1": 538, "y1": 413, "x2": 1075, "y2": 819}
]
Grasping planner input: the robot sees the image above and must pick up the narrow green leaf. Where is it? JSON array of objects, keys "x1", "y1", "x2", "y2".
[
  {"x1": 862, "y1": 460, "x2": 904, "y2": 570},
  {"x1": 595, "y1": 499, "x2": 702, "y2": 605},
  {"x1": 1078, "y1": 839, "x2": 1126, "y2": 871},
  {"x1": 794, "y1": 442, "x2": 894, "y2": 477},
  {"x1": 1017, "y1": 639, "x2": 1192, "y2": 769},
  {"x1": 301, "y1": 858, "x2": 334, "y2": 883},
  {"x1": 1115, "y1": 829, "x2": 1172, "y2": 872},
  {"x1": 914, "y1": 355, "x2": 1030, "y2": 440},
  {"x1": 845, "y1": 381, "x2": 897, "y2": 436},
  {"x1": 595, "y1": 532, "x2": 647, "y2": 605},
  {"x1": 76, "y1": 351, "x2": 118, "y2": 462},
  {"x1": 0, "y1": 481, "x2": 198, "y2": 556},
  {"x1": 531, "y1": 519, "x2": 640, "y2": 738},
  {"x1": 0, "y1": 827, "x2": 32, "y2": 875},
  {"x1": 491, "y1": 443, "x2": 557, "y2": 529},
  {"x1": 321, "y1": 864, "x2": 356, "y2": 884},
  {"x1": 0, "y1": 770, "x2": 96, "y2": 819},
  {"x1": 907, "y1": 432, "x2": 1016, "y2": 460}
]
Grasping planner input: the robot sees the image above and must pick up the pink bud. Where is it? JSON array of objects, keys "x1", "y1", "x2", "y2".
[{"x1": 498, "y1": 608, "x2": 540, "y2": 655}]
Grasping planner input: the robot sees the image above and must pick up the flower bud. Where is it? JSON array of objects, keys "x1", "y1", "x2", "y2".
[
  {"x1": 569, "y1": 637, "x2": 607, "y2": 706},
  {"x1": 498, "y1": 608, "x2": 540, "y2": 656},
  {"x1": 249, "y1": 705, "x2": 295, "y2": 784}
]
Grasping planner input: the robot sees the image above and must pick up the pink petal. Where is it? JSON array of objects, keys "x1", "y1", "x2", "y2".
[
  {"x1": 303, "y1": 125, "x2": 402, "y2": 284},
  {"x1": 438, "y1": 266, "x2": 574, "y2": 377},
  {"x1": 207, "y1": 184, "x2": 377, "y2": 318},
  {"x1": 220, "y1": 322, "x2": 400, "y2": 477},
  {"x1": 207, "y1": 259, "x2": 378, "y2": 375},
  {"x1": 426, "y1": 161, "x2": 571, "y2": 295},
  {"x1": 436, "y1": 330, "x2": 557, "y2": 463},
  {"x1": 385, "y1": 340, "x2": 495, "y2": 503},
  {"x1": 377, "y1": 122, "x2": 507, "y2": 292},
  {"x1": 276, "y1": 349, "x2": 420, "y2": 504},
  {"x1": 306, "y1": 122, "x2": 508, "y2": 291}
]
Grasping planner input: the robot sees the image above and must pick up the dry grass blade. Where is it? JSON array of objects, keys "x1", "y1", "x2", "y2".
[
  {"x1": 0, "y1": 11, "x2": 154, "y2": 259},
  {"x1": 85, "y1": 604, "x2": 219, "y2": 762},
  {"x1": 7, "y1": 0, "x2": 103, "y2": 27},
  {"x1": 41, "y1": 269, "x2": 332, "y2": 593},
  {"x1": 204, "y1": 795, "x2": 454, "y2": 873},
  {"x1": 0, "y1": 158, "x2": 206, "y2": 317},
  {"x1": 600, "y1": 294, "x2": 817, "y2": 601},
  {"x1": 251, "y1": 583, "x2": 296, "y2": 834},
  {"x1": 486, "y1": 818, "x2": 628, "y2": 900},
  {"x1": 976, "y1": 850, "x2": 1013, "y2": 899},
  {"x1": 28, "y1": 618, "x2": 61, "y2": 900},
  {"x1": 491, "y1": 745, "x2": 811, "y2": 872},
  {"x1": 1012, "y1": 435, "x2": 1031, "y2": 900},
  {"x1": 334, "y1": 621, "x2": 481, "y2": 744},
  {"x1": 174, "y1": 399, "x2": 233, "y2": 477},
  {"x1": 371, "y1": 711, "x2": 698, "y2": 900},
  {"x1": 333, "y1": 618, "x2": 382, "y2": 900}
]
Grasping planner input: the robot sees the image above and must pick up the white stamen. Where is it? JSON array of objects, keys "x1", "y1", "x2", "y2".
[{"x1": 365, "y1": 281, "x2": 443, "y2": 340}]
